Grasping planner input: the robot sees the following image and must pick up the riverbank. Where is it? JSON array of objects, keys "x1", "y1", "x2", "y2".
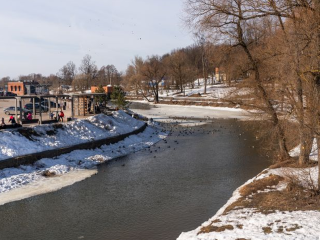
[
  {"x1": 0, "y1": 111, "x2": 167, "y2": 205},
  {"x1": 130, "y1": 102, "x2": 320, "y2": 239},
  {"x1": 177, "y1": 155, "x2": 320, "y2": 239}
]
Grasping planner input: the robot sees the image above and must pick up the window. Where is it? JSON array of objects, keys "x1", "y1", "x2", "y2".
[
  {"x1": 11, "y1": 86, "x2": 13, "y2": 91},
  {"x1": 18, "y1": 86, "x2": 21, "y2": 91},
  {"x1": 14, "y1": 86, "x2": 17, "y2": 91}
]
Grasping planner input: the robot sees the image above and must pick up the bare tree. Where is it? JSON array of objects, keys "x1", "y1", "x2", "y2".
[
  {"x1": 124, "y1": 56, "x2": 144, "y2": 95},
  {"x1": 163, "y1": 49, "x2": 198, "y2": 93},
  {"x1": 194, "y1": 32, "x2": 209, "y2": 93},
  {"x1": 78, "y1": 54, "x2": 98, "y2": 90},
  {"x1": 0, "y1": 77, "x2": 10, "y2": 89},
  {"x1": 72, "y1": 74, "x2": 87, "y2": 92},
  {"x1": 184, "y1": 0, "x2": 290, "y2": 160},
  {"x1": 57, "y1": 61, "x2": 76, "y2": 86},
  {"x1": 141, "y1": 55, "x2": 166, "y2": 103}
]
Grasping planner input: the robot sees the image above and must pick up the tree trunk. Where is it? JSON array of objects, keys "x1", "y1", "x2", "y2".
[
  {"x1": 315, "y1": 0, "x2": 320, "y2": 189},
  {"x1": 238, "y1": 22, "x2": 290, "y2": 160},
  {"x1": 298, "y1": 127, "x2": 313, "y2": 165},
  {"x1": 154, "y1": 84, "x2": 159, "y2": 103},
  {"x1": 202, "y1": 54, "x2": 207, "y2": 94},
  {"x1": 317, "y1": 136, "x2": 320, "y2": 191},
  {"x1": 276, "y1": 123, "x2": 290, "y2": 160}
]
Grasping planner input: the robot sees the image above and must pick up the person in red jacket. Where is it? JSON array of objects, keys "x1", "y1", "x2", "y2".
[
  {"x1": 59, "y1": 110, "x2": 64, "y2": 122},
  {"x1": 27, "y1": 112, "x2": 32, "y2": 120},
  {"x1": 8, "y1": 115, "x2": 16, "y2": 125}
]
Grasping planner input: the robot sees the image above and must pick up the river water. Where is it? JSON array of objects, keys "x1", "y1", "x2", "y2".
[{"x1": 0, "y1": 119, "x2": 270, "y2": 240}]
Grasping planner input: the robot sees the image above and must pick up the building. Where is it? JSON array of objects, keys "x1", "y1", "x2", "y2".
[
  {"x1": 91, "y1": 85, "x2": 113, "y2": 96},
  {"x1": 215, "y1": 68, "x2": 227, "y2": 83},
  {"x1": 6, "y1": 80, "x2": 50, "y2": 96},
  {"x1": 7, "y1": 82, "x2": 24, "y2": 95}
]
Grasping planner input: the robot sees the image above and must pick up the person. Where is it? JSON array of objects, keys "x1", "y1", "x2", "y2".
[
  {"x1": 23, "y1": 111, "x2": 28, "y2": 120},
  {"x1": 50, "y1": 112, "x2": 54, "y2": 120},
  {"x1": 95, "y1": 103, "x2": 100, "y2": 113},
  {"x1": 27, "y1": 112, "x2": 32, "y2": 121},
  {"x1": 8, "y1": 115, "x2": 16, "y2": 125},
  {"x1": 0, "y1": 117, "x2": 6, "y2": 128},
  {"x1": 88, "y1": 100, "x2": 92, "y2": 113},
  {"x1": 59, "y1": 110, "x2": 64, "y2": 122}
]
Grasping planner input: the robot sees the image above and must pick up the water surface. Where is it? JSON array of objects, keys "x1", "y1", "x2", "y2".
[{"x1": 0, "y1": 120, "x2": 270, "y2": 240}]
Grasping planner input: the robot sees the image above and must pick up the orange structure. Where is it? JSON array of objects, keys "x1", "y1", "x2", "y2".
[
  {"x1": 6, "y1": 80, "x2": 50, "y2": 96},
  {"x1": 91, "y1": 85, "x2": 113, "y2": 94},
  {"x1": 7, "y1": 82, "x2": 25, "y2": 95}
]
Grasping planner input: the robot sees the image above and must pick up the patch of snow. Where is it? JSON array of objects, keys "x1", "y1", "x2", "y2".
[{"x1": 178, "y1": 209, "x2": 320, "y2": 240}]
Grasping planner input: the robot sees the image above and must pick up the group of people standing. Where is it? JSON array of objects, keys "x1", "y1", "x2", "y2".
[
  {"x1": 1, "y1": 115, "x2": 18, "y2": 128},
  {"x1": 50, "y1": 110, "x2": 64, "y2": 122},
  {"x1": 0, "y1": 109, "x2": 65, "y2": 129}
]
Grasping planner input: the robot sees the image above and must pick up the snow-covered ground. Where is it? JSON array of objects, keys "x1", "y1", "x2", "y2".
[
  {"x1": 159, "y1": 80, "x2": 237, "y2": 99},
  {"x1": 130, "y1": 102, "x2": 249, "y2": 121},
  {"x1": 0, "y1": 111, "x2": 166, "y2": 205},
  {"x1": 0, "y1": 110, "x2": 144, "y2": 160}
]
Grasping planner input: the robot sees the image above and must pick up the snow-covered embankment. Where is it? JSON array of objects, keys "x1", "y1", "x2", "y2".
[{"x1": 0, "y1": 110, "x2": 167, "y2": 205}]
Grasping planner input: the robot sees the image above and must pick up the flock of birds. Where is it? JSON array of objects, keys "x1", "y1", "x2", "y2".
[{"x1": 113, "y1": 119, "x2": 257, "y2": 167}]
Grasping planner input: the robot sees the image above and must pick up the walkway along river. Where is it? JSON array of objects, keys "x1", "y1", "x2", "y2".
[{"x1": 0, "y1": 119, "x2": 270, "y2": 240}]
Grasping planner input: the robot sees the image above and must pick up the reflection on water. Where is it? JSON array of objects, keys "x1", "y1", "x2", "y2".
[
  {"x1": 129, "y1": 102, "x2": 156, "y2": 110},
  {"x1": 0, "y1": 120, "x2": 270, "y2": 240}
]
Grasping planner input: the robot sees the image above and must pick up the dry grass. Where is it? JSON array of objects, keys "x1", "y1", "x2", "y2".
[
  {"x1": 239, "y1": 174, "x2": 284, "y2": 197},
  {"x1": 225, "y1": 184, "x2": 320, "y2": 215},
  {"x1": 262, "y1": 227, "x2": 272, "y2": 234},
  {"x1": 189, "y1": 93, "x2": 202, "y2": 97},
  {"x1": 198, "y1": 224, "x2": 234, "y2": 234},
  {"x1": 222, "y1": 168, "x2": 320, "y2": 216},
  {"x1": 41, "y1": 170, "x2": 56, "y2": 177},
  {"x1": 269, "y1": 159, "x2": 317, "y2": 169}
]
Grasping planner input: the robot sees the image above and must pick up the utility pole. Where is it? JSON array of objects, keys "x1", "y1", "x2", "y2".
[{"x1": 200, "y1": 35, "x2": 207, "y2": 94}]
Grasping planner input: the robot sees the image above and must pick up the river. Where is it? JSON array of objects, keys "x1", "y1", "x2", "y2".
[{"x1": 0, "y1": 119, "x2": 270, "y2": 240}]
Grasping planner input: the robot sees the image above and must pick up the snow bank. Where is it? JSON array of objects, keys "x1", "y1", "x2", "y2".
[
  {"x1": 0, "y1": 111, "x2": 144, "y2": 160},
  {"x1": 178, "y1": 209, "x2": 320, "y2": 240}
]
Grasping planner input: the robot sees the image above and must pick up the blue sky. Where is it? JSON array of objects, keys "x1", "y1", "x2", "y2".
[{"x1": 0, "y1": 0, "x2": 193, "y2": 79}]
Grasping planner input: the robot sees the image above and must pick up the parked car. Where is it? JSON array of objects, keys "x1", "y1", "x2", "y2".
[
  {"x1": 41, "y1": 100, "x2": 60, "y2": 108},
  {"x1": 5, "y1": 92, "x2": 17, "y2": 96},
  {"x1": 24, "y1": 103, "x2": 48, "y2": 112},
  {"x1": 30, "y1": 98, "x2": 60, "y2": 108},
  {"x1": 3, "y1": 106, "x2": 31, "y2": 115}
]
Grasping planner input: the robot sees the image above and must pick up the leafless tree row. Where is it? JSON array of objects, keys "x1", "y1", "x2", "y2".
[
  {"x1": 124, "y1": 41, "x2": 225, "y2": 103},
  {"x1": 0, "y1": 54, "x2": 122, "y2": 93},
  {"x1": 184, "y1": 0, "x2": 320, "y2": 188}
]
